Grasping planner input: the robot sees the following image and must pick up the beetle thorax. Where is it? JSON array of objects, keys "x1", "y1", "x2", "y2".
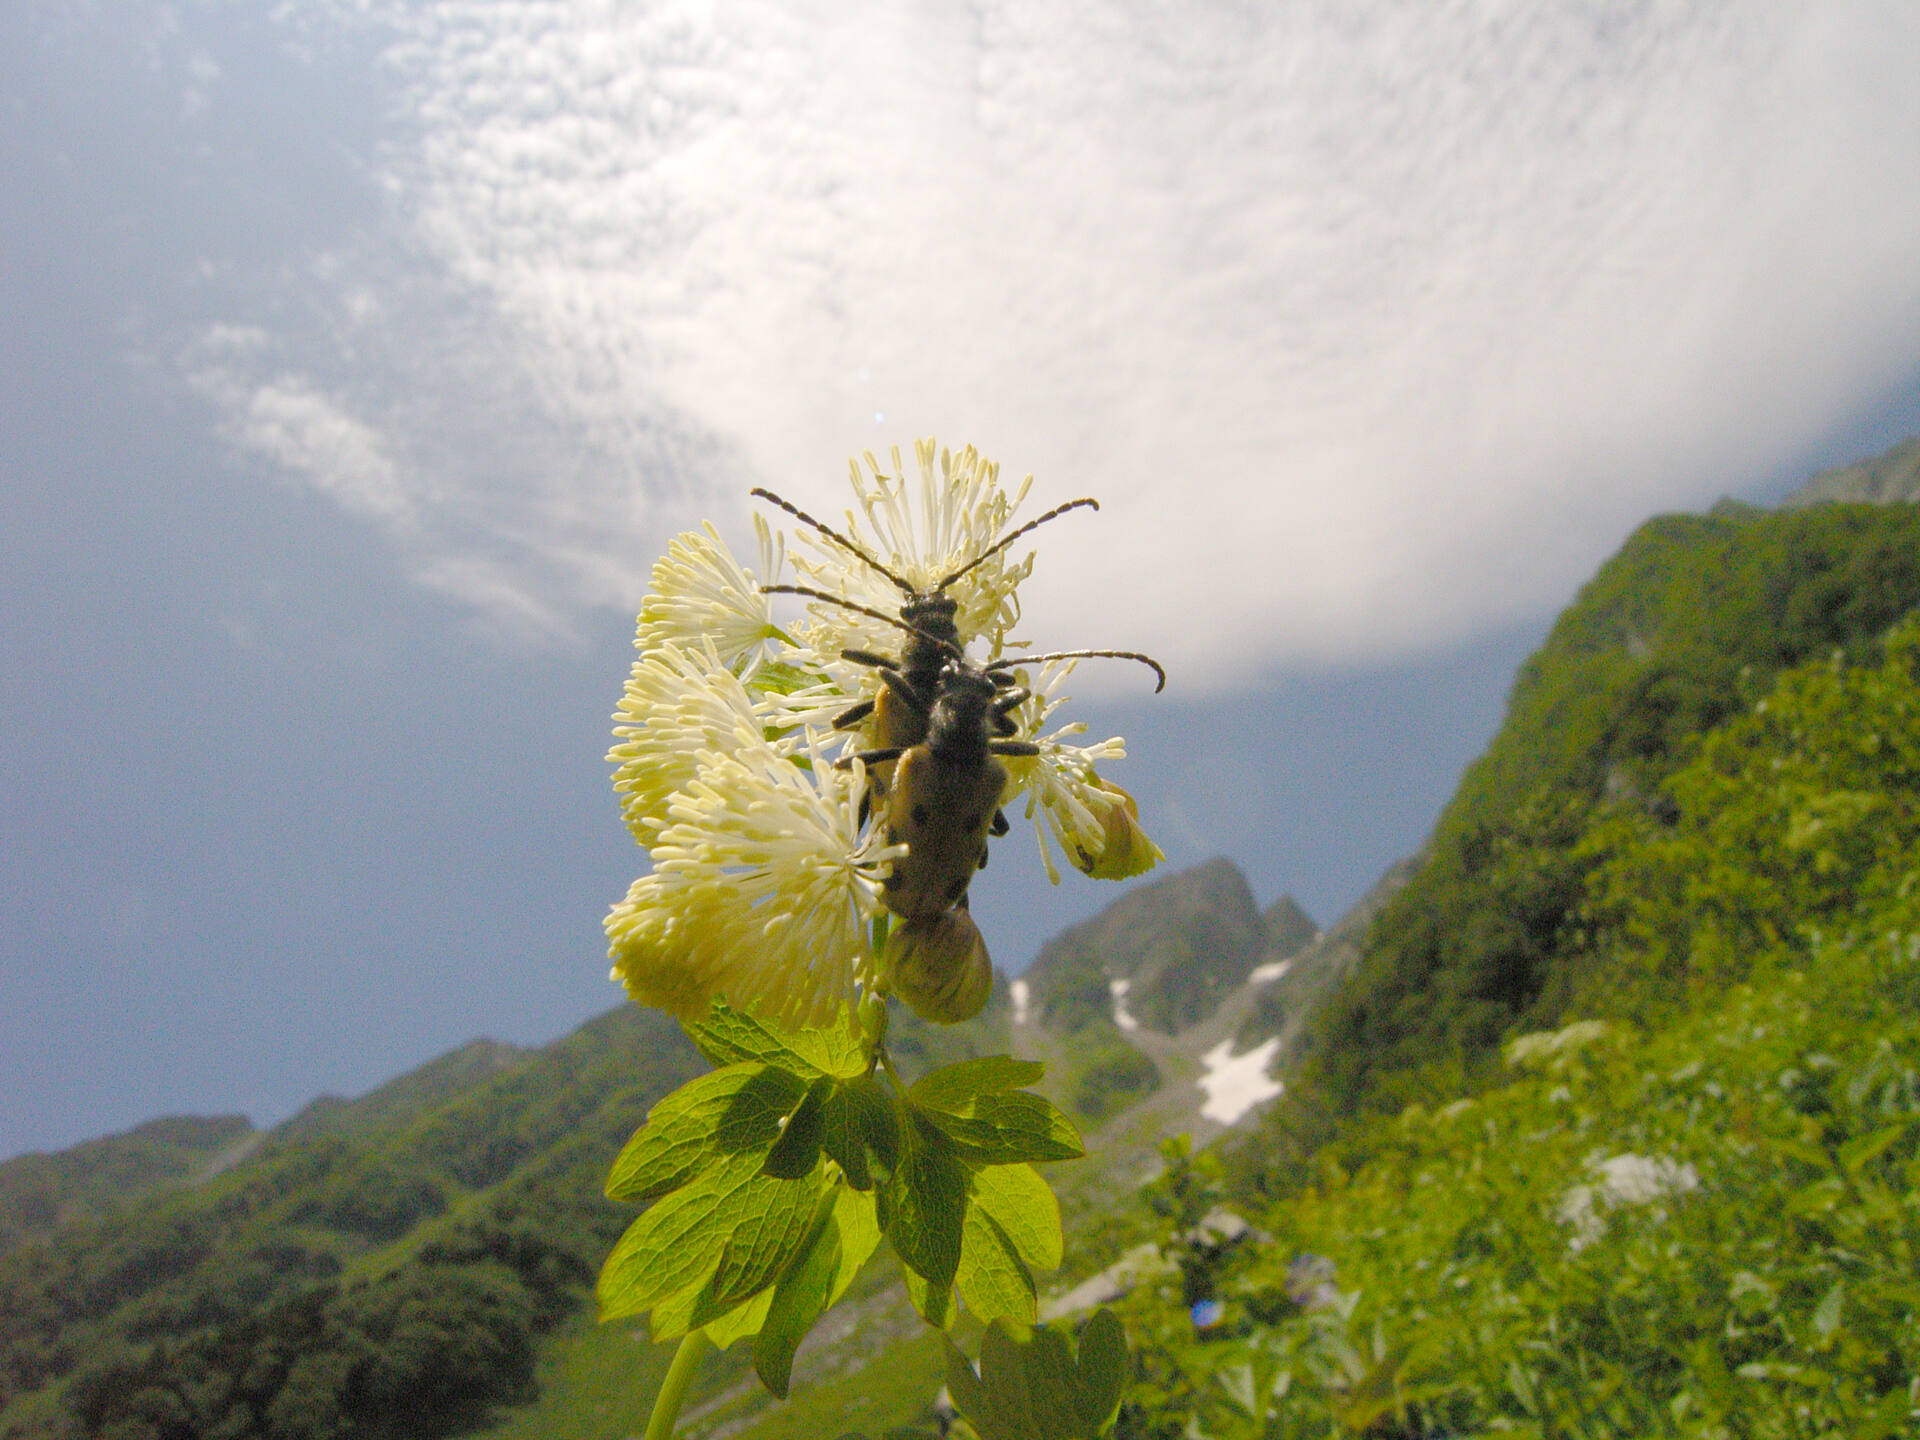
[
  {"x1": 897, "y1": 593, "x2": 962, "y2": 687},
  {"x1": 922, "y1": 663, "x2": 997, "y2": 762}
]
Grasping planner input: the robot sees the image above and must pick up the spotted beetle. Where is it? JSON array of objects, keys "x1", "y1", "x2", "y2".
[
  {"x1": 751, "y1": 486, "x2": 1164, "y2": 1018},
  {"x1": 749, "y1": 510, "x2": 1163, "y2": 915},
  {"x1": 752, "y1": 486, "x2": 1162, "y2": 802}
]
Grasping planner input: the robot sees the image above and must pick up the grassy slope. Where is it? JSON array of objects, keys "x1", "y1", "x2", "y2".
[
  {"x1": 1278, "y1": 501, "x2": 1920, "y2": 1146},
  {"x1": 0, "y1": 1007, "x2": 704, "y2": 1440},
  {"x1": 1119, "y1": 624, "x2": 1920, "y2": 1436},
  {"x1": 0, "y1": 1116, "x2": 255, "y2": 1254}
]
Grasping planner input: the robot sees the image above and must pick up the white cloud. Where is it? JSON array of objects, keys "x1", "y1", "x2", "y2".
[
  {"x1": 187, "y1": 327, "x2": 415, "y2": 523},
  {"x1": 192, "y1": 2, "x2": 1920, "y2": 681}
]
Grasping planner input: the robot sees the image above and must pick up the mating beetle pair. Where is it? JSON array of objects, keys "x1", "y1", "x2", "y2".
[{"x1": 753, "y1": 486, "x2": 1163, "y2": 998}]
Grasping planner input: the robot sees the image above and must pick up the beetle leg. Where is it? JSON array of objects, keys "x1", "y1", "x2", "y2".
[
  {"x1": 833, "y1": 698, "x2": 876, "y2": 730},
  {"x1": 990, "y1": 687, "x2": 1030, "y2": 737},
  {"x1": 837, "y1": 746, "x2": 910, "y2": 769},
  {"x1": 992, "y1": 687, "x2": 1031, "y2": 713}
]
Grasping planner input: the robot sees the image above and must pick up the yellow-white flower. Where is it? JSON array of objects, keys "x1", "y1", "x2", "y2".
[
  {"x1": 606, "y1": 438, "x2": 1161, "y2": 1029},
  {"x1": 787, "y1": 439, "x2": 1033, "y2": 676},
  {"x1": 610, "y1": 642, "x2": 790, "y2": 843},
  {"x1": 608, "y1": 732, "x2": 904, "y2": 1030},
  {"x1": 637, "y1": 517, "x2": 784, "y2": 675},
  {"x1": 999, "y1": 660, "x2": 1164, "y2": 884}
]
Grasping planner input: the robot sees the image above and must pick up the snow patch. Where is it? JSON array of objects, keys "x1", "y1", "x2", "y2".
[
  {"x1": 1197, "y1": 1037, "x2": 1283, "y2": 1124},
  {"x1": 1109, "y1": 978, "x2": 1139, "y2": 1033},
  {"x1": 1010, "y1": 978, "x2": 1029, "y2": 1026},
  {"x1": 1247, "y1": 957, "x2": 1292, "y2": 984}
]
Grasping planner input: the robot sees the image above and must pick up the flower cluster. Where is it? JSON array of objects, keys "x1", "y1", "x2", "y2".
[{"x1": 607, "y1": 439, "x2": 1161, "y2": 1029}]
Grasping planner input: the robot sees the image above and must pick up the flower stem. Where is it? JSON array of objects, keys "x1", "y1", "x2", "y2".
[{"x1": 645, "y1": 1331, "x2": 712, "y2": 1440}]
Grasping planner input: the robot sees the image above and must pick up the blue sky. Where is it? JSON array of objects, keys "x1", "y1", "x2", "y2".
[{"x1": 5, "y1": 1, "x2": 1920, "y2": 1160}]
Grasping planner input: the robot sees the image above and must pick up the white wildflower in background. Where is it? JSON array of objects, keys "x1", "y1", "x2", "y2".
[
  {"x1": 1504, "y1": 1020, "x2": 1613, "y2": 1073},
  {"x1": 605, "y1": 438, "x2": 1161, "y2": 1028},
  {"x1": 1557, "y1": 1152, "x2": 1701, "y2": 1250}
]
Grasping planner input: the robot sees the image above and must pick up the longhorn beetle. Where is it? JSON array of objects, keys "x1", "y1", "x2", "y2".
[
  {"x1": 791, "y1": 598, "x2": 1162, "y2": 942},
  {"x1": 751, "y1": 485, "x2": 1155, "y2": 805},
  {"x1": 751, "y1": 487, "x2": 1164, "y2": 926}
]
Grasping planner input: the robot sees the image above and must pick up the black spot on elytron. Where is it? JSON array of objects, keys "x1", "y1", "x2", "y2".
[
  {"x1": 966, "y1": 810, "x2": 985, "y2": 833},
  {"x1": 946, "y1": 877, "x2": 967, "y2": 902},
  {"x1": 911, "y1": 803, "x2": 930, "y2": 826},
  {"x1": 883, "y1": 872, "x2": 901, "y2": 890}
]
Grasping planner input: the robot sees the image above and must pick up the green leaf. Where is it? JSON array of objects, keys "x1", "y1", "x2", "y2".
[
  {"x1": 599, "y1": 1151, "x2": 773, "y2": 1321},
  {"x1": 972, "y1": 1163, "x2": 1064, "y2": 1272},
  {"x1": 763, "y1": 1077, "x2": 832, "y2": 1180},
  {"x1": 686, "y1": 1169, "x2": 835, "y2": 1331},
  {"x1": 686, "y1": 1002, "x2": 868, "y2": 1079},
  {"x1": 1811, "y1": 1278, "x2": 1845, "y2": 1343},
  {"x1": 914, "y1": 1090, "x2": 1084, "y2": 1165},
  {"x1": 781, "y1": 1018, "x2": 869, "y2": 1080},
  {"x1": 942, "y1": 1332, "x2": 990, "y2": 1429},
  {"x1": 1766, "y1": 1133, "x2": 1835, "y2": 1172},
  {"x1": 599, "y1": 1159, "x2": 831, "y2": 1335},
  {"x1": 699, "y1": 1288, "x2": 774, "y2": 1350},
  {"x1": 605, "y1": 1063, "x2": 809, "y2": 1203},
  {"x1": 753, "y1": 1190, "x2": 842, "y2": 1397},
  {"x1": 957, "y1": 1204, "x2": 1036, "y2": 1326},
  {"x1": 980, "y1": 1321, "x2": 1043, "y2": 1440},
  {"x1": 887, "y1": 1111, "x2": 968, "y2": 1289},
  {"x1": 908, "y1": 1058, "x2": 1080, "y2": 1166},
  {"x1": 1335, "y1": 1340, "x2": 1413, "y2": 1432},
  {"x1": 1073, "y1": 1310, "x2": 1128, "y2": 1433},
  {"x1": 827, "y1": 1186, "x2": 882, "y2": 1303},
  {"x1": 1839, "y1": 1121, "x2": 1908, "y2": 1177},
  {"x1": 707, "y1": 1190, "x2": 880, "y2": 1377},
  {"x1": 902, "y1": 1263, "x2": 954, "y2": 1328},
  {"x1": 911, "y1": 1056, "x2": 1047, "y2": 1110},
  {"x1": 1022, "y1": 1324, "x2": 1084, "y2": 1439},
  {"x1": 949, "y1": 1318, "x2": 1121, "y2": 1440},
  {"x1": 821, "y1": 1074, "x2": 898, "y2": 1191}
]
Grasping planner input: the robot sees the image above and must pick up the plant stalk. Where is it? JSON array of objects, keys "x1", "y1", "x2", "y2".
[{"x1": 645, "y1": 1331, "x2": 712, "y2": 1440}]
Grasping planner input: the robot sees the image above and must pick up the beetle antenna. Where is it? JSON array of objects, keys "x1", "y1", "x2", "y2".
[
  {"x1": 989, "y1": 649, "x2": 1166, "y2": 693},
  {"x1": 751, "y1": 487, "x2": 915, "y2": 593},
  {"x1": 937, "y1": 498, "x2": 1100, "y2": 591},
  {"x1": 761, "y1": 585, "x2": 963, "y2": 659}
]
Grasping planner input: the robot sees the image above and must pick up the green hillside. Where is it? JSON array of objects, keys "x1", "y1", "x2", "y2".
[
  {"x1": 0, "y1": 1116, "x2": 254, "y2": 1255},
  {"x1": 1271, "y1": 496, "x2": 1920, "y2": 1157},
  {"x1": 1119, "y1": 611, "x2": 1920, "y2": 1436},
  {"x1": 0, "y1": 1008, "x2": 705, "y2": 1440}
]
